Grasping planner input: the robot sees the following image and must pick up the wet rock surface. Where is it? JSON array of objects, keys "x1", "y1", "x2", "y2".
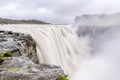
[
  {"x1": 0, "y1": 31, "x2": 65, "y2": 80},
  {"x1": 0, "y1": 31, "x2": 38, "y2": 63}
]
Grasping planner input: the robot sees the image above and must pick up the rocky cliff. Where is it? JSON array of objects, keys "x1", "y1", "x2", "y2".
[
  {"x1": 0, "y1": 31, "x2": 65, "y2": 80},
  {"x1": 74, "y1": 12, "x2": 120, "y2": 36},
  {"x1": 0, "y1": 31, "x2": 38, "y2": 63},
  {"x1": 74, "y1": 12, "x2": 120, "y2": 27}
]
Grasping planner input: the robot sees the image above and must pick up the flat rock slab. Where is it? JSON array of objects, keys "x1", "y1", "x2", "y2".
[{"x1": 0, "y1": 57, "x2": 64, "y2": 80}]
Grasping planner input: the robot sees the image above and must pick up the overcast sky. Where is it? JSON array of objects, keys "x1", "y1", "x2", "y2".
[{"x1": 0, "y1": 0, "x2": 120, "y2": 24}]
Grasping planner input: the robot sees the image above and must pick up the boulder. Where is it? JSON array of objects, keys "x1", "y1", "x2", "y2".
[{"x1": 0, "y1": 31, "x2": 38, "y2": 63}]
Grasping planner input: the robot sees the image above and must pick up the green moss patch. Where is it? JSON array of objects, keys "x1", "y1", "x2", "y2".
[
  {"x1": 0, "y1": 51, "x2": 13, "y2": 64},
  {"x1": 56, "y1": 75, "x2": 69, "y2": 80}
]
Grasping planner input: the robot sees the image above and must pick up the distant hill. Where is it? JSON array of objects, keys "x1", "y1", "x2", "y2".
[{"x1": 0, "y1": 18, "x2": 50, "y2": 24}]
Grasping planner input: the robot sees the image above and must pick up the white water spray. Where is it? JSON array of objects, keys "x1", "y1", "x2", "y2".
[
  {"x1": 72, "y1": 21, "x2": 120, "y2": 80},
  {"x1": 72, "y1": 35, "x2": 120, "y2": 80}
]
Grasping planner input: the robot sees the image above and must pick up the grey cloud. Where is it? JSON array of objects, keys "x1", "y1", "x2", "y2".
[{"x1": 0, "y1": 0, "x2": 120, "y2": 24}]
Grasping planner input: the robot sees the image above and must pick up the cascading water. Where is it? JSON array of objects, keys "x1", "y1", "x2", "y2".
[
  {"x1": 0, "y1": 24, "x2": 90, "y2": 78},
  {"x1": 0, "y1": 23, "x2": 119, "y2": 80}
]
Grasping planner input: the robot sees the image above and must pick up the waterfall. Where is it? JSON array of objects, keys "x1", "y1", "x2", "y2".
[
  {"x1": 1, "y1": 24, "x2": 119, "y2": 80},
  {"x1": 0, "y1": 24, "x2": 90, "y2": 77}
]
